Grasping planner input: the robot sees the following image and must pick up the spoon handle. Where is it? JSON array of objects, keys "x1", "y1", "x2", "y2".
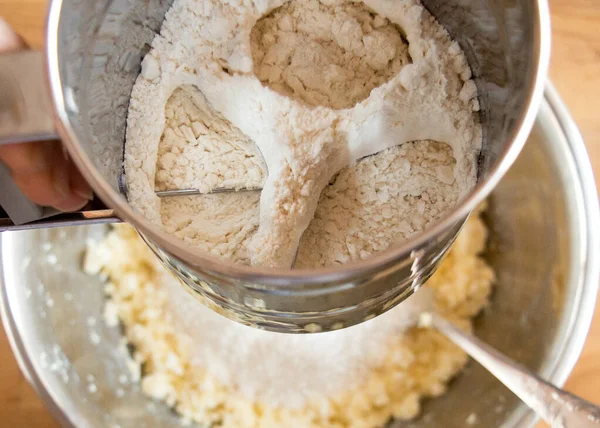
[{"x1": 429, "y1": 313, "x2": 600, "y2": 427}]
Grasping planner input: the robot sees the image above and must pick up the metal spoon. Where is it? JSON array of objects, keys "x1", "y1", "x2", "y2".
[{"x1": 421, "y1": 312, "x2": 600, "y2": 427}]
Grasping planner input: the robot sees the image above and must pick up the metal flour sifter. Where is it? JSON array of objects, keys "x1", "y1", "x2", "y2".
[{"x1": 0, "y1": 0, "x2": 550, "y2": 333}]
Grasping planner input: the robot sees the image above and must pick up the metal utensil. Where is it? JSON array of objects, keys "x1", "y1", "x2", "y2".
[
  {"x1": 155, "y1": 186, "x2": 263, "y2": 198},
  {"x1": 0, "y1": 0, "x2": 552, "y2": 332},
  {"x1": 423, "y1": 313, "x2": 600, "y2": 427},
  {"x1": 153, "y1": 149, "x2": 396, "y2": 198}
]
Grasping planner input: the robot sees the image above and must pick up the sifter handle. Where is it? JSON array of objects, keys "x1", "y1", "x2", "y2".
[
  {"x1": 0, "y1": 51, "x2": 57, "y2": 144},
  {"x1": 0, "y1": 207, "x2": 121, "y2": 232},
  {"x1": 0, "y1": 50, "x2": 100, "y2": 228}
]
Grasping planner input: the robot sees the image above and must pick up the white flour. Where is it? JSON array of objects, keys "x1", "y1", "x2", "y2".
[
  {"x1": 156, "y1": 86, "x2": 266, "y2": 193},
  {"x1": 125, "y1": 0, "x2": 481, "y2": 268},
  {"x1": 161, "y1": 192, "x2": 260, "y2": 264},
  {"x1": 296, "y1": 140, "x2": 459, "y2": 267},
  {"x1": 250, "y1": 0, "x2": 411, "y2": 109}
]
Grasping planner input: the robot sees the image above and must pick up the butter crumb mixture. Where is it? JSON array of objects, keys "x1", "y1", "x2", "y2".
[{"x1": 84, "y1": 206, "x2": 493, "y2": 427}]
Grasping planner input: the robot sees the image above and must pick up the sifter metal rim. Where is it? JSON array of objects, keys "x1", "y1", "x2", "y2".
[{"x1": 45, "y1": 0, "x2": 551, "y2": 286}]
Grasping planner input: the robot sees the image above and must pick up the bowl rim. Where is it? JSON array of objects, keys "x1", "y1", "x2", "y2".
[
  {"x1": 500, "y1": 84, "x2": 600, "y2": 428},
  {"x1": 1, "y1": 86, "x2": 598, "y2": 428}
]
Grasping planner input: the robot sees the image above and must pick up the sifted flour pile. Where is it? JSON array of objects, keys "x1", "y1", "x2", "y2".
[
  {"x1": 85, "y1": 206, "x2": 494, "y2": 427},
  {"x1": 125, "y1": 0, "x2": 481, "y2": 268}
]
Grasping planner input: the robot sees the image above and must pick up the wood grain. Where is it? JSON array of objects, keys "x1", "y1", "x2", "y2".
[{"x1": 0, "y1": 0, "x2": 598, "y2": 425}]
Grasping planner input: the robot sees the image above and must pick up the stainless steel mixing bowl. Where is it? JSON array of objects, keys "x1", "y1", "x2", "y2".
[
  {"x1": 0, "y1": 0, "x2": 551, "y2": 332},
  {"x1": 1, "y1": 88, "x2": 598, "y2": 427}
]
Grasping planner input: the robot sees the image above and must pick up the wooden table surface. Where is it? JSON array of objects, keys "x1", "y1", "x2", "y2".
[{"x1": 0, "y1": 0, "x2": 599, "y2": 426}]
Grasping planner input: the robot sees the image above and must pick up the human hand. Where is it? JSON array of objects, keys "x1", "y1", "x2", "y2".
[{"x1": 0, "y1": 18, "x2": 93, "y2": 212}]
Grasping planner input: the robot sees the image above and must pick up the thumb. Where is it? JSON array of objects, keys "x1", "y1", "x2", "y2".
[{"x1": 0, "y1": 17, "x2": 27, "y2": 52}]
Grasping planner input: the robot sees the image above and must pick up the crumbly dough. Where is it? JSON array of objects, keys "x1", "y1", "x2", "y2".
[
  {"x1": 125, "y1": 0, "x2": 481, "y2": 268},
  {"x1": 84, "y1": 206, "x2": 494, "y2": 428}
]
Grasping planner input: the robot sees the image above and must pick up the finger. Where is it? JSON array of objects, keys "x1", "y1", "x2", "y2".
[
  {"x1": 7, "y1": 144, "x2": 70, "y2": 207},
  {"x1": 66, "y1": 156, "x2": 93, "y2": 201},
  {"x1": 53, "y1": 150, "x2": 92, "y2": 212},
  {"x1": 0, "y1": 140, "x2": 54, "y2": 175},
  {"x1": 0, "y1": 18, "x2": 27, "y2": 52},
  {"x1": 0, "y1": 142, "x2": 91, "y2": 211},
  {"x1": 16, "y1": 144, "x2": 91, "y2": 212}
]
